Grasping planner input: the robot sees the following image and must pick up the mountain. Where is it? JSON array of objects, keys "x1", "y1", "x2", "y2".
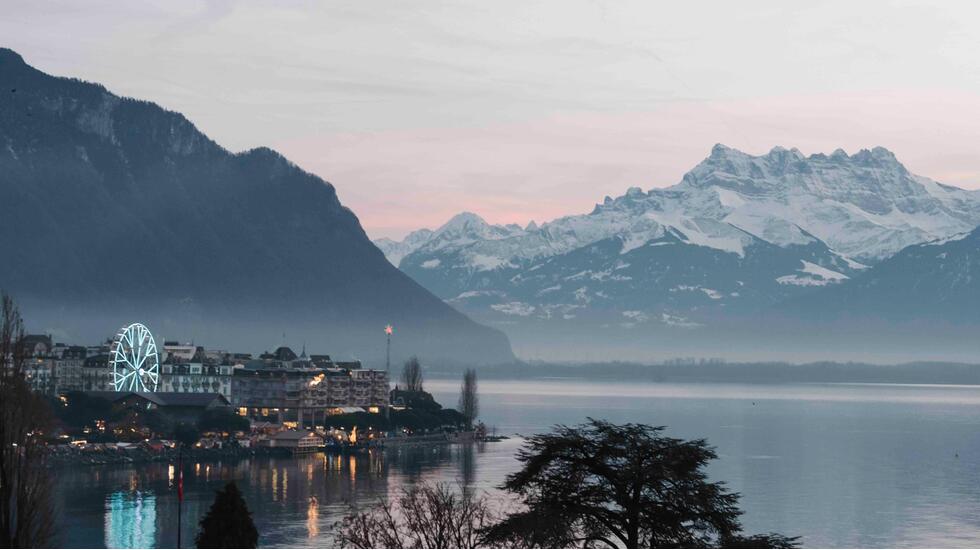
[
  {"x1": 374, "y1": 212, "x2": 527, "y2": 268},
  {"x1": 790, "y1": 227, "x2": 980, "y2": 322},
  {"x1": 0, "y1": 48, "x2": 514, "y2": 364},
  {"x1": 376, "y1": 145, "x2": 980, "y2": 361},
  {"x1": 383, "y1": 144, "x2": 980, "y2": 266}
]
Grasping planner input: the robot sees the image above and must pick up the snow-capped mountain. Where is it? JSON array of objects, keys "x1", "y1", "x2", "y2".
[
  {"x1": 380, "y1": 145, "x2": 980, "y2": 270},
  {"x1": 373, "y1": 145, "x2": 980, "y2": 358},
  {"x1": 789, "y1": 226, "x2": 980, "y2": 322},
  {"x1": 679, "y1": 145, "x2": 980, "y2": 262},
  {"x1": 375, "y1": 212, "x2": 527, "y2": 268}
]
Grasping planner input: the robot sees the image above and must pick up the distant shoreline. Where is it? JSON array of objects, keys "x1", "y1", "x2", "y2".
[{"x1": 429, "y1": 360, "x2": 980, "y2": 386}]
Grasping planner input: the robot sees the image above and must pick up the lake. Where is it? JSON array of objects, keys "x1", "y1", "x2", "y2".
[{"x1": 53, "y1": 380, "x2": 980, "y2": 548}]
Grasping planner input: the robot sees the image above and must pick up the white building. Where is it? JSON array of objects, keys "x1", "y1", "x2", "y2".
[
  {"x1": 162, "y1": 341, "x2": 196, "y2": 362},
  {"x1": 159, "y1": 346, "x2": 239, "y2": 401}
]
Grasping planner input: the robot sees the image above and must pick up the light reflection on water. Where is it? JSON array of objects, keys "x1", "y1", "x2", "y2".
[
  {"x1": 105, "y1": 490, "x2": 156, "y2": 549},
  {"x1": 53, "y1": 380, "x2": 980, "y2": 548}
]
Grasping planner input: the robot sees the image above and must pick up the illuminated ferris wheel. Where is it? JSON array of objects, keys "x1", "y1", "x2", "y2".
[{"x1": 110, "y1": 323, "x2": 160, "y2": 392}]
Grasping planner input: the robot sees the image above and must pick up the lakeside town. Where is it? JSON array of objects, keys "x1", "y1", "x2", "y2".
[
  {"x1": 6, "y1": 3, "x2": 980, "y2": 547},
  {"x1": 18, "y1": 324, "x2": 488, "y2": 463}
]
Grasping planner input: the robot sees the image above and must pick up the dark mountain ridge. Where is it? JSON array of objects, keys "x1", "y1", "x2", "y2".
[
  {"x1": 784, "y1": 226, "x2": 980, "y2": 322},
  {"x1": 0, "y1": 47, "x2": 514, "y2": 364}
]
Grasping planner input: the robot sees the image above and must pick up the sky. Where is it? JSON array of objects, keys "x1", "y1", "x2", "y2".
[{"x1": 4, "y1": 0, "x2": 980, "y2": 239}]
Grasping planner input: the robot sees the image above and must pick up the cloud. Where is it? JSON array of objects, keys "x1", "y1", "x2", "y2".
[
  {"x1": 277, "y1": 89, "x2": 980, "y2": 239},
  {"x1": 3, "y1": 1, "x2": 980, "y2": 238}
]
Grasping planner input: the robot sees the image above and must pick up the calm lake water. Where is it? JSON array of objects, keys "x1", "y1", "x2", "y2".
[{"x1": 53, "y1": 380, "x2": 980, "y2": 548}]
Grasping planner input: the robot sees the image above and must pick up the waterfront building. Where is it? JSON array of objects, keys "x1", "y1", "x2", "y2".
[
  {"x1": 233, "y1": 346, "x2": 389, "y2": 428},
  {"x1": 16, "y1": 339, "x2": 94, "y2": 395},
  {"x1": 162, "y1": 341, "x2": 196, "y2": 362},
  {"x1": 81, "y1": 353, "x2": 112, "y2": 391},
  {"x1": 24, "y1": 356, "x2": 55, "y2": 394},
  {"x1": 9, "y1": 341, "x2": 85, "y2": 395},
  {"x1": 20, "y1": 334, "x2": 386, "y2": 422},
  {"x1": 259, "y1": 430, "x2": 324, "y2": 453},
  {"x1": 83, "y1": 391, "x2": 232, "y2": 423},
  {"x1": 159, "y1": 346, "x2": 237, "y2": 401},
  {"x1": 54, "y1": 345, "x2": 87, "y2": 393}
]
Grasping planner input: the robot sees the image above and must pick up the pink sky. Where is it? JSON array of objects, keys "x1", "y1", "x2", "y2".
[
  {"x1": 4, "y1": 1, "x2": 980, "y2": 239},
  {"x1": 277, "y1": 89, "x2": 980, "y2": 239}
]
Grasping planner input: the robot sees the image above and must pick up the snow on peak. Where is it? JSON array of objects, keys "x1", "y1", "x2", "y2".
[
  {"x1": 373, "y1": 212, "x2": 530, "y2": 268},
  {"x1": 377, "y1": 145, "x2": 980, "y2": 268},
  {"x1": 676, "y1": 145, "x2": 980, "y2": 259},
  {"x1": 439, "y1": 211, "x2": 488, "y2": 231}
]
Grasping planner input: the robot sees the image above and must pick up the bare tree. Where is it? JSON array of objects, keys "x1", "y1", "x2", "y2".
[
  {"x1": 401, "y1": 356, "x2": 424, "y2": 393},
  {"x1": 335, "y1": 482, "x2": 496, "y2": 549},
  {"x1": 458, "y1": 369, "x2": 479, "y2": 430},
  {"x1": 0, "y1": 293, "x2": 56, "y2": 548}
]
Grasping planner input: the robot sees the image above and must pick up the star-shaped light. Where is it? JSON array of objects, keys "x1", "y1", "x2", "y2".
[{"x1": 384, "y1": 324, "x2": 393, "y2": 336}]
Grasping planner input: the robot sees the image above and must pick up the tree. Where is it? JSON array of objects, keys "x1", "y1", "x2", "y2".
[
  {"x1": 198, "y1": 408, "x2": 250, "y2": 433},
  {"x1": 144, "y1": 409, "x2": 175, "y2": 437},
  {"x1": 0, "y1": 293, "x2": 56, "y2": 547},
  {"x1": 51, "y1": 391, "x2": 119, "y2": 430},
  {"x1": 173, "y1": 422, "x2": 201, "y2": 447},
  {"x1": 458, "y1": 369, "x2": 479, "y2": 430},
  {"x1": 486, "y1": 419, "x2": 798, "y2": 549},
  {"x1": 391, "y1": 387, "x2": 441, "y2": 411},
  {"x1": 401, "y1": 356, "x2": 424, "y2": 392},
  {"x1": 195, "y1": 481, "x2": 259, "y2": 548},
  {"x1": 335, "y1": 482, "x2": 495, "y2": 549}
]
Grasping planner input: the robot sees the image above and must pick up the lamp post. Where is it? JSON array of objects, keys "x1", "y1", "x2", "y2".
[
  {"x1": 384, "y1": 325, "x2": 393, "y2": 374},
  {"x1": 384, "y1": 325, "x2": 393, "y2": 422}
]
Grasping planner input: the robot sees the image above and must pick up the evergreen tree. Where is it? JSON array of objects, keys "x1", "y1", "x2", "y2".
[
  {"x1": 458, "y1": 369, "x2": 479, "y2": 429},
  {"x1": 485, "y1": 419, "x2": 798, "y2": 548},
  {"x1": 195, "y1": 481, "x2": 259, "y2": 549},
  {"x1": 173, "y1": 422, "x2": 201, "y2": 447}
]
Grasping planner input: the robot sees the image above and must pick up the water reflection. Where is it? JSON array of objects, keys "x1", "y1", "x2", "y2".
[
  {"x1": 104, "y1": 491, "x2": 156, "y2": 549},
  {"x1": 306, "y1": 497, "x2": 319, "y2": 539},
  {"x1": 53, "y1": 381, "x2": 980, "y2": 548},
  {"x1": 56, "y1": 443, "x2": 494, "y2": 548},
  {"x1": 459, "y1": 442, "x2": 476, "y2": 487}
]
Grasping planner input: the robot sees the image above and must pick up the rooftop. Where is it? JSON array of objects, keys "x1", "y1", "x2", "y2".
[{"x1": 84, "y1": 391, "x2": 230, "y2": 408}]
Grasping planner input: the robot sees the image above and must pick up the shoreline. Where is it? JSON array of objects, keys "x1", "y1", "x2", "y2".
[
  {"x1": 47, "y1": 433, "x2": 501, "y2": 468},
  {"x1": 428, "y1": 360, "x2": 980, "y2": 386}
]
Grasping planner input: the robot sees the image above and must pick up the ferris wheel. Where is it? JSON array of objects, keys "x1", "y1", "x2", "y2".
[{"x1": 110, "y1": 323, "x2": 160, "y2": 392}]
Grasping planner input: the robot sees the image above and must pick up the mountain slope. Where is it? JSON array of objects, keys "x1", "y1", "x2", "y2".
[
  {"x1": 377, "y1": 145, "x2": 980, "y2": 360},
  {"x1": 789, "y1": 227, "x2": 980, "y2": 321},
  {"x1": 0, "y1": 48, "x2": 513, "y2": 364}
]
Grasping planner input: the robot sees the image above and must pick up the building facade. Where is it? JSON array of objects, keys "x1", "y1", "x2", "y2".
[
  {"x1": 81, "y1": 354, "x2": 112, "y2": 391},
  {"x1": 156, "y1": 345, "x2": 243, "y2": 401},
  {"x1": 54, "y1": 345, "x2": 87, "y2": 394},
  {"x1": 233, "y1": 347, "x2": 389, "y2": 428}
]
